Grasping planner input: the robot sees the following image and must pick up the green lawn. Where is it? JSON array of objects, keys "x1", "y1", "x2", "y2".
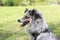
[{"x1": 0, "y1": 5, "x2": 60, "y2": 40}]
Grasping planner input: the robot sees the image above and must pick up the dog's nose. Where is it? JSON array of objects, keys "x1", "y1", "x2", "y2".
[{"x1": 18, "y1": 20, "x2": 20, "y2": 22}]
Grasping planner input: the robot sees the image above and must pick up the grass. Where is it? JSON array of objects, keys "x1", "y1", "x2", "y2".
[{"x1": 0, "y1": 5, "x2": 60, "y2": 40}]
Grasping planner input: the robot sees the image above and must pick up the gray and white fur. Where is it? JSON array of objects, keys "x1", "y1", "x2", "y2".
[{"x1": 18, "y1": 8, "x2": 57, "y2": 40}]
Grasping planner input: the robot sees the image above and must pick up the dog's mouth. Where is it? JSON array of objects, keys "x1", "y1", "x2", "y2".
[
  {"x1": 18, "y1": 18, "x2": 32, "y2": 27},
  {"x1": 20, "y1": 20, "x2": 29, "y2": 27}
]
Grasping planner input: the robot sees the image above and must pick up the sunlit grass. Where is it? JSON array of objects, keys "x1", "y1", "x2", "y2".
[{"x1": 0, "y1": 5, "x2": 60, "y2": 40}]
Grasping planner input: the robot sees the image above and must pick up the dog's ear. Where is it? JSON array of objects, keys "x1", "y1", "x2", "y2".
[
  {"x1": 29, "y1": 9, "x2": 37, "y2": 16},
  {"x1": 31, "y1": 9, "x2": 42, "y2": 19},
  {"x1": 31, "y1": 9, "x2": 37, "y2": 15},
  {"x1": 24, "y1": 8, "x2": 28, "y2": 13}
]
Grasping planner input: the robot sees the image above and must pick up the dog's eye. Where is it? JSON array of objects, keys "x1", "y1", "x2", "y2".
[{"x1": 25, "y1": 16, "x2": 29, "y2": 19}]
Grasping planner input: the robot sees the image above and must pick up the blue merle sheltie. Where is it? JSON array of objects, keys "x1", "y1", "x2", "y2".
[{"x1": 18, "y1": 8, "x2": 57, "y2": 40}]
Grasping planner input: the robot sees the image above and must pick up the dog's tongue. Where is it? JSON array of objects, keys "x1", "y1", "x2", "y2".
[{"x1": 20, "y1": 21, "x2": 29, "y2": 27}]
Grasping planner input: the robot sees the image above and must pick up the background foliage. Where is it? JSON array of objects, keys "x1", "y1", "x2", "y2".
[{"x1": 0, "y1": 0, "x2": 60, "y2": 6}]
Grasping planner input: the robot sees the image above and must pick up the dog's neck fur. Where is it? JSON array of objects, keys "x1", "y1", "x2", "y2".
[{"x1": 25, "y1": 18, "x2": 49, "y2": 34}]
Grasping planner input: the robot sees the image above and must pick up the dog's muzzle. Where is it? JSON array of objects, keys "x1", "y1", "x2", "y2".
[
  {"x1": 18, "y1": 18, "x2": 30, "y2": 27},
  {"x1": 18, "y1": 18, "x2": 23, "y2": 23}
]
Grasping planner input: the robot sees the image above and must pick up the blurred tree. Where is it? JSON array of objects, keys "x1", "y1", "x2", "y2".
[
  {"x1": 57, "y1": 0, "x2": 60, "y2": 4},
  {"x1": 0, "y1": 0, "x2": 4, "y2": 6},
  {"x1": 13, "y1": 0, "x2": 22, "y2": 6},
  {"x1": 26, "y1": 0, "x2": 47, "y2": 5},
  {"x1": 1, "y1": 0, "x2": 60, "y2": 6},
  {"x1": 27, "y1": 0, "x2": 34, "y2": 5},
  {"x1": 5, "y1": 0, "x2": 14, "y2": 6}
]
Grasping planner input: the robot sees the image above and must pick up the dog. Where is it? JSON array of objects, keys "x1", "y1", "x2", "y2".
[{"x1": 18, "y1": 8, "x2": 57, "y2": 40}]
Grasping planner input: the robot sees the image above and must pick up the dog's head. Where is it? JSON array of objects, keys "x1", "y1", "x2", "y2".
[{"x1": 18, "y1": 8, "x2": 42, "y2": 27}]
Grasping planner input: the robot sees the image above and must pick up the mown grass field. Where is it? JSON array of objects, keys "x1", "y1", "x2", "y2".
[{"x1": 0, "y1": 5, "x2": 60, "y2": 40}]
